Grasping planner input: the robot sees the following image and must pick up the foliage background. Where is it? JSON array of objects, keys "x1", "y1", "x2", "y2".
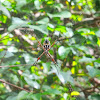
[{"x1": 0, "y1": 0, "x2": 100, "y2": 100}]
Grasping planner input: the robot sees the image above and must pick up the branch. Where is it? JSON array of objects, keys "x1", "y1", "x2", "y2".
[
  {"x1": 71, "y1": 10, "x2": 91, "y2": 16},
  {"x1": 0, "y1": 32, "x2": 9, "y2": 41},
  {"x1": 0, "y1": 79, "x2": 31, "y2": 92},
  {"x1": 14, "y1": 29, "x2": 34, "y2": 46},
  {"x1": 73, "y1": 17, "x2": 100, "y2": 28},
  {"x1": 71, "y1": 10, "x2": 100, "y2": 16},
  {"x1": 0, "y1": 64, "x2": 33, "y2": 68},
  {"x1": 75, "y1": 78, "x2": 100, "y2": 95}
]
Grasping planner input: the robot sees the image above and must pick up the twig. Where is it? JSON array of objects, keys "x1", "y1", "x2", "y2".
[
  {"x1": 57, "y1": 35, "x2": 75, "y2": 41},
  {"x1": 18, "y1": 28, "x2": 34, "y2": 31},
  {"x1": 0, "y1": 60, "x2": 39, "y2": 68},
  {"x1": 0, "y1": 79, "x2": 30, "y2": 92}
]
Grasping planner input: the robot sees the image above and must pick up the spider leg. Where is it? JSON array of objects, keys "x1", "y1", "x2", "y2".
[
  {"x1": 32, "y1": 52, "x2": 45, "y2": 66},
  {"x1": 37, "y1": 40, "x2": 45, "y2": 50},
  {"x1": 48, "y1": 40, "x2": 56, "y2": 51},
  {"x1": 47, "y1": 52, "x2": 59, "y2": 74},
  {"x1": 47, "y1": 52, "x2": 56, "y2": 64},
  {"x1": 37, "y1": 51, "x2": 45, "y2": 62}
]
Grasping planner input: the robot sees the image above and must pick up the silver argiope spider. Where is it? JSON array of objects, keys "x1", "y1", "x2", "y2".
[{"x1": 36, "y1": 39, "x2": 57, "y2": 64}]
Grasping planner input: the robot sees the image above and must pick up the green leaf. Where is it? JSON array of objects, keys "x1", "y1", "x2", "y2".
[
  {"x1": 63, "y1": 27, "x2": 73, "y2": 37},
  {"x1": 89, "y1": 94, "x2": 100, "y2": 100},
  {"x1": 94, "y1": 62, "x2": 100, "y2": 68},
  {"x1": 29, "y1": 25, "x2": 48, "y2": 34},
  {"x1": 17, "y1": 91, "x2": 28, "y2": 100},
  {"x1": 8, "y1": 17, "x2": 29, "y2": 32},
  {"x1": 58, "y1": 46, "x2": 70, "y2": 59},
  {"x1": 23, "y1": 71, "x2": 39, "y2": 80},
  {"x1": 6, "y1": 92, "x2": 17, "y2": 100},
  {"x1": 47, "y1": 11, "x2": 71, "y2": 18},
  {"x1": 79, "y1": 56, "x2": 96, "y2": 63},
  {"x1": 73, "y1": 34, "x2": 86, "y2": 44},
  {"x1": 15, "y1": 0, "x2": 27, "y2": 11},
  {"x1": 77, "y1": 46, "x2": 89, "y2": 52},
  {"x1": 6, "y1": 96, "x2": 17, "y2": 100},
  {"x1": 53, "y1": 3, "x2": 64, "y2": 10},
  {"x1": 8, "y1": 46, "x2": 18, "y2": 53},
  {"x1": 86, "y1": 65, "x2": 100, "y2": 77},
  {"x1": 24, "y1": 77, "x2": 40, "y2": 89},
  {"x1": 0, "y1": 2, "x2": 11, "y2": 18},
  {"x1": 77, "y1": 28, "x2": 90, "y2": 33},
  {"x1": 42, "y1": 62, "x2": 51, "y2": 73},
  {"x1": 96, "y1": 30, "x2": 100, "y2": 37},
  {"x1": 1, "y1": 56, "x2": 18, "y2": 65},
  {"x1": 75, "y1": 45, "x2": 89, "y2": 54},
  {"x1": 57, "y1": 71, "x2": 74, "y2": 85},
  {"x1": 31, "y1": 93, "x2": 41, "y2": 100},
  {"x1": 0, "y1": 50, "x2": 14, "y2": 58},
  {"x1": 34, "y1": 0, "x2": 40, "y2": 10},
  {"x1": 37, "y1": 17, "x2": 49, "y2": 24},
  {"x1": 43, "y1": 89, "x2": 61, "y2": 95}
]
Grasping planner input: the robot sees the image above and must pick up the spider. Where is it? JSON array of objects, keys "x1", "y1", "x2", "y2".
[{"x1": 36, "y1": 39, "x2": 57, "y2": 64}]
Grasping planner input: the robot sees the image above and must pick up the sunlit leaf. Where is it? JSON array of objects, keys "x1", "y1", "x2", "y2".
[
  {"x1": 47, "y1": 1, "x2": 54, "y2": 4},
  {"x1": 71, "y1": 91, "x2": 80, "y2": 96},
  {"x1": 55, "y1": 25, "x2": 66, "y2": 32},
  {"x1": 97, "y1": 38, "x2": 100, "y2": 46},
  {"x1": 71, "y1": 67, "x2": 75, "y2": 74}
]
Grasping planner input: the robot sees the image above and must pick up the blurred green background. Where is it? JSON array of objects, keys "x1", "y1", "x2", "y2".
[{"x1": 0, "y1": 0, "x2": 100, "y2": 100}]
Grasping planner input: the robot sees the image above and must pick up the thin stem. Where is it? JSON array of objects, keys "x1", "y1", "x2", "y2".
[{"x1": 0, "y1": 79, "x2": 31, "y2": 92}]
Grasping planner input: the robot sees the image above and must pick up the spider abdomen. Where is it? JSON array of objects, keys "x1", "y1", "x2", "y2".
[
  {"x1": 44, "y1": 45, "x2": 50, "y2": 50},
  {"x1": 43, "y1": 39, "x2": 50, "y2": 50}
]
